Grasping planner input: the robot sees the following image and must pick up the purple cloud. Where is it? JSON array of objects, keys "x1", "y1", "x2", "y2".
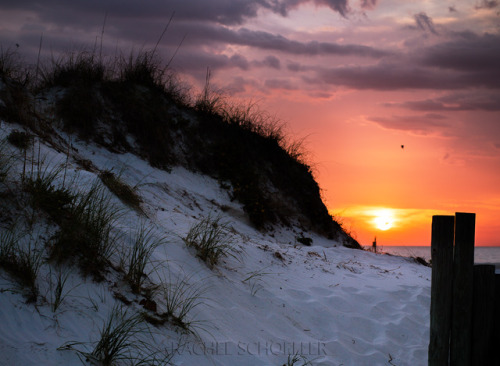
[
  {"x1": 366, "y1": 113, "x2": 449, "y2": 134},
  {"x1": 310, "y1": 63, "x2": 466, "y2": 90},
  {"x1": 253, "y1": 55, "x2": 281, "y2": 69},
  {"x1": 265, "y1": 78, "x2": 297, "y2": 90},
  {"x1": 413, "y1": 12, "x2": 438, "y2": 35},
  {"x1": 475, "y1": 0, "x2": 499, "y2": 10},
  {"x1": 384, "y1": 92, "x2": 500, "y2": 111},
  {"x1": 360, "y1": 0, "x2": 378, "y2": 10},
  {"x1": 420, "y1": 33, "x2": 500, "y2": 72}
]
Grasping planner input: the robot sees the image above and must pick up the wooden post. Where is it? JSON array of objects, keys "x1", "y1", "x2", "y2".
[
  {"x1": 472, "y1": 265, "x2": 495, "y2": 364},
  {"x1": 493, "y1": 274, "x2": 500, "y2": 365},
  {"x1": 428, "y1": 215, "x2": 455, "y2": 366},
  {"x1": 450, "y1": 212, "x2": 476, "y2": 366}
]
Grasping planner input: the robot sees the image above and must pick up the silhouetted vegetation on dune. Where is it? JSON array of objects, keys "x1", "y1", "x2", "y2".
[{"x1": 0, "y1": 47, "x2": 360, "y2": 248}]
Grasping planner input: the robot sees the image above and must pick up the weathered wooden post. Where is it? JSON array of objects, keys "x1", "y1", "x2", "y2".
[
  {"x1": 472, "y1": 264, "x2": 495, "y2": 364},
  {"x1": 493, "y1": 274, "x2": 500, "y2": 365},
  {"x1": 450, "y1": 212, "x2": 475, "y2": 366},
  {"x1": 428, "y1": 215, "x2": 455, "y2": 366}
]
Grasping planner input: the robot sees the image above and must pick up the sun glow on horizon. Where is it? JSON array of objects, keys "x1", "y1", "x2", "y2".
[{"x1": 372, "y1": 209, "x2": 395, "y2": 231}]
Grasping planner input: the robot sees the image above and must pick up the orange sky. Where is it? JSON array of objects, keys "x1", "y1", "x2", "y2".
[
  {"x1": 1, "y1": 0, "x2": 499, "y2": 246},
  {"x1": 260, "y1": 91, "x2": 500, "y2": 246}
]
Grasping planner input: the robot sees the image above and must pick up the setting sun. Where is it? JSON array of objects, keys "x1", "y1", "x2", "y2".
[{"x1": 372, "y1": 209, "x2": 395, "y2": 231}]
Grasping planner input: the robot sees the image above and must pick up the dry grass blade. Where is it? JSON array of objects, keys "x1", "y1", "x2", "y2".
[
  {"x1": 99, "y1": 169, "x2": 142, "y2": 212},
  {"x1": 0, "y1": 227, "x2": 42, "y2": 302},
  {"x1": 144, "y1": 271, "x2": 209, "y2": 337},
  {"x1": 124, "y1": 223, "x2": 165, "y2": 293},
  {"x1": 90, "y1": 306, "x2": 145, "y2": 365},
  {"x1": 183, "y1": 214, "x2": 238, "y2": 268},
  {"x1": 51, "y1": 180, "x2": 121, "y2": 278}
]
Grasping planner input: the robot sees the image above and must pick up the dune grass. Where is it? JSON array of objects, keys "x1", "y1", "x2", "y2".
[
  {"x1": 50, "y1": 181, "x2": 121, "y2": 279},
  {"x1": 283, "y1": 353, "x2": 313, "y2": 366},
  {"x1": 141, "y1": 272, "x2": 208, "y2": 336},
  {"x1": 7, "y1": 130, "x2": 32, "y2": 150},
  {"x1": 62, "y1": 305, "x2": 172, "y2": 366},
  {"x1": 48, "y1": 267, "x2": 74, "y2": 312},
  {"x1": 123, "y1": 223, "x2": 165, "y2": 293},
  {"x1": 183, "y1": 215, "x2": 237, "y2": 268},
  {"x1": 23, "y1": 162, "x2": 75, "y2": 222},
  {"x1": 0, "y1": 139, "x2": 14, "y2": 184},
  {"x1": 0, "y1": 44, "x2": 360, "y2": 247},
  {"x1": 0, "y1": 227, "x2": 42, "y2": 302},
  {"x1": 99, "y1": 169, "x2": 142, "y2": 212}
]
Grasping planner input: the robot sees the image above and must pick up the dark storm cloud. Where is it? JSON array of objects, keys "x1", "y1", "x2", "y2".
[
  {"x1": 287, "y1": 62, "x2": 303, "y2": 72},
  {"x1": 231, "y1": 28, "x2": 389, "y2": 57},
  {"x1": 384, "y1": 93, "x2": 500, "y2": 111},
  {"x1": 0, "y1": 0, "x2": 262, "y2": 25},
  {"x1": 270, "y1": 0, "x2": 350, "y2": 17},
  {"x1": 253, "y1": 55, "x2": 281, "y2": 69},
  {"x1": 420, "y1": 33, "x2": 500, "y2": 72},
  {"x1": 310, "y1": 63, "x2": 466, "y2": 90},
  {"x1": 169, "y1": 51, "x2": 252, "y2": 75},
  {"x1": 475, "y1": 0, "x2": 499, "y2": 10},
  {"x1": 308, "y1": 62, "x2": 500, "y2": 90},
  {"x1": 297, "y1": 30, "x2": 500, "y2": 91},
  {"x1": 360, "y1": 0, "x2": 378, "y2": 10},
  {"x1": 161, "y1": 23, "x2": 390, "y2": 58},
  {"x1": 223, "y1": 76, "x2": 259, "y2": 93},
  {"x1": 366, "y1": 113, "x2": 449, "y2": 134},
  {"x1": 9, "y1": 8, "x2": 390, "y2": 60},
  {"x1": 313, "y1": 0, "x2": 350, "y2": 16},
  {"x1": 413, "y1": 12, "x2": 439, "y2": 35},
  {"x1": 2, "y1": 1, "x2": 499, "y2": 95},
  {"x1": 0, "y1": 0, "x2": 355, "y2": 27},
  {"x1": 265, "y1": 78, "x2": 297, "y2": 90}
]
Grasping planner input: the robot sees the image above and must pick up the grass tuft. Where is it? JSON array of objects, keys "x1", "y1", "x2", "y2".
[
  {"x1": 282, "y1": 353, "x2": 313, "y2": 366},
  {"x1": 90, "y1": 306, "x2": 145, "y2": 365},
  {"x1": 7, "y1": 130, "x2": 32, "y2": 150},
  {"x1": 145, "y1": 273, "x2": 207, "y2": 335},
  {"x1": 0, "y1": 139, "x2": 14, "y2": 183},
  {"x1": 123, "y1": 223, "x2": 164, "y2": 293},
  {"x1": 39, "y1": 50, "x2": 106, "y2": 89},
  {"x1": 48, "y1": 266, "x2": 77, "y2": 312},
  {"x1": 183, "y1": 215, "x2": 237, "y2": 268},
  {"x1": 0, "y1": 227, "x2": 42, "y2": 302},
  {"x1": 242, "y1": 268, "x2": 272, "y2": 296},
  {"x1": 50, "y1": 181, "x2": 120, "y2": 279},
  {"x1": 0, "y1": 46, "x2": 31, "y2": 85},
  {"x1": 118, "y1": 51, "x2": 165, "y2": 91},
  {"x1": 23, "y1": 163, "x2": 75, "y2": 222},
  {"x1": 99, "y1": 169, "x2": 142, "y2": 212},
  {"x1": 61, "y1": 305, "x2": 172, "y2": 365},
  {"x1": 0, "y1": 49, "x2": 34, "y2": 126},
  {"x1": 38, "y1": 51, "x2": 106, "y2": 138}
]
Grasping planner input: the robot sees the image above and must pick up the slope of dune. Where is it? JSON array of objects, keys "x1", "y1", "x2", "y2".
[{"x1": 0, "y1": 118, "x2": 431, "y2": 366}]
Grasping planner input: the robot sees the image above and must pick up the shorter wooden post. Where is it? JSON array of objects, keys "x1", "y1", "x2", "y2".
[
  {"x1": 472, "y1": 265, "x2": 495, "y2": 364},
  {"x1": 428, "y1": 215, "x2": 455, "y2": 366}
]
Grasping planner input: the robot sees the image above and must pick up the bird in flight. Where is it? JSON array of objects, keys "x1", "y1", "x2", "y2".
[{"x1": 401, "y1": 145, "x2": 404, "y2": 150}]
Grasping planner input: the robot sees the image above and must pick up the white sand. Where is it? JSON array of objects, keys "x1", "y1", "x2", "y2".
[{"x1": 0, "y1": 122, "x2": 431, "y2": 366}]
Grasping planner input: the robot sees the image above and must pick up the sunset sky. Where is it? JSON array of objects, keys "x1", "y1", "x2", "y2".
[{"x1": 1, "y1": 0, "x2": 499, "y2": 246}]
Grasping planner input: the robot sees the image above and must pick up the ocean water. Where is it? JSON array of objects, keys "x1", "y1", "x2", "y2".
[{"x1": 380, "y1": 246, "x2": 500, "y2": 267}]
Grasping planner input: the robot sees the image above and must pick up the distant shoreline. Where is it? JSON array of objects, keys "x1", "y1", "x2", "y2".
[{"x1": 377, "y1": 246, "x2": 500, "y2": 271}]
